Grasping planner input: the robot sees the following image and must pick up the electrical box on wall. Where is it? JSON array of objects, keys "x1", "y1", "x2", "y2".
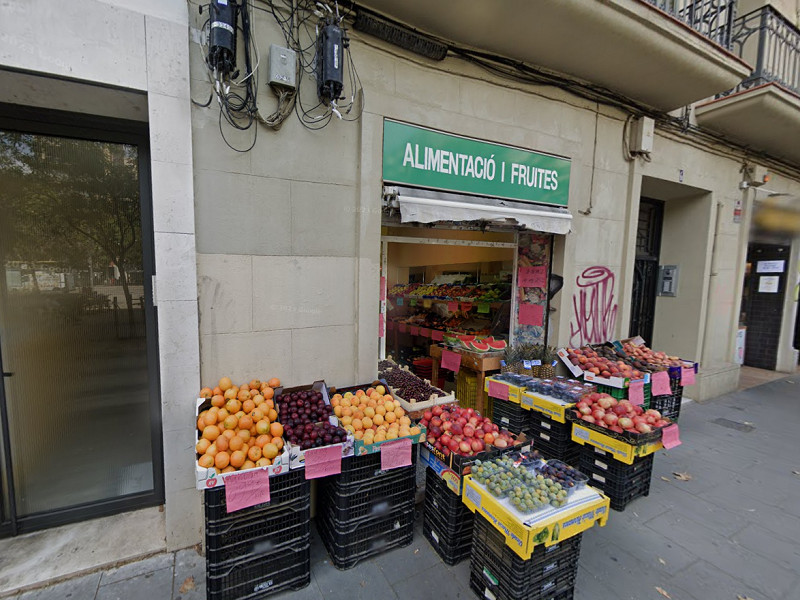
[
  {"x1": 630, "y1": 116, "x2": 654, "y2": 153},
  {"x1": 268, "y1": 44, "x2": 297, "y2": 89},
  {"x1": 657, "y1": 265, "x2": 679, "y2": 297}
]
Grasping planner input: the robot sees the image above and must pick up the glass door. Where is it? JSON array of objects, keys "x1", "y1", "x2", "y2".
[{"x1": 0, "y1": 109, "x2": 163, "y2": 535}]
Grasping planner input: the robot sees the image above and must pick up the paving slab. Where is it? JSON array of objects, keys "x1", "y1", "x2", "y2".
[
  {"x1": 171, "y1": 548, "x2": 205, "y2": 600},
  {"x1": 13, "y1": 572, "x2": 101, "y2": 600},
  {"x1": 95, "y1": 567, "x2": 173, "y2": 600}
]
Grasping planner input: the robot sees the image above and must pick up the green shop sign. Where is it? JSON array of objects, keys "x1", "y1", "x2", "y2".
[{"x1": 382, "y1": 120, "x2": 571, "y2": 207}]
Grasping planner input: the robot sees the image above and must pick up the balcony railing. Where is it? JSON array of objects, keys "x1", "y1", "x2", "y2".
[
  {"x1": 729, "y1": 5, "x2": 800, "y2": 96},
  {"x1": 646, "y1": 0, "x2": 737, "y2": 49}
]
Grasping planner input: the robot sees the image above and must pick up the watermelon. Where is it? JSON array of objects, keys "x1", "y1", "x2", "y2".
[
  {"x1": 459, "y1": 339, "x2": 473, "y2": 349},
  {"x1": 458, "y1": 335, "x2": 476, "y2": 342},
  {"x1": 470, "y1": 341, "x2": 491, "y2": 352},
  {"x1": 482, "y1": 336, "x2": 495, "y2": 343},
  {"x1": 486, "y1": 340, "x2": 507, "y2": 351}
]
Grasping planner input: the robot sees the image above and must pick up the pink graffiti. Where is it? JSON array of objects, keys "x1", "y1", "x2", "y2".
[{"x1": 570, "y1": 266, "x2": 618, "y2": 346}]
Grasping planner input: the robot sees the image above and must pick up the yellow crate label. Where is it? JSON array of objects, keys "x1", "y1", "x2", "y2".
[
  {"x1": 571, "y1": 424, "x2": 662, "y2": 464},
  {"x1": 522, "y1": 392, "x2": 569, "y2": 423}
]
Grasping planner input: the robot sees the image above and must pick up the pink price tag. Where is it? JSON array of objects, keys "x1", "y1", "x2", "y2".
[
  {"x1": 519, "y1": 303, "x2": 544, "y2": 327},
  {"x1": 661, "y1": 424, "x2": 682, "y2": 449},
  {"x1": 651, "y1": 371, "x2": 671, "y2": 396},
  {"x1": 398, "y1": 323, "x2": 407, "y2": 333},
  {"x1": 518, "y1": 266, "x2": 548, "y2": 288},
  {"x1": 488, "y1": 380, "x2": 509, "y2": 401},
  {"x1": 681, "y1": 366, "x2": 696, "y2": 386},
  {"x1": 431, "y1": 329, "x2": 444, "y2": 341},
  {"x1": 628, "y1": 380, "x2": 645, "y2": 406},
  {"x1": 461, "y1": 302, "x2": 473, "y2": 312},
  {"x1": 380, "y1": 437, "x2": 412, "y2": 470},
  {"x1": 380, "y1": 276, "x2": 386, "y2": 301},
  {"x1": 441, "y1": 349, "x2": 461, "y2": 373},
  {"x1": 420, "y1": 328, "x2": 430, "y2": 338},
  {"x1": 410, "y1": 326, "x2": 420, "y2": 336},
  {"x1": 224, "y1": 469, "x2": 270, "y2": 513},
  {"x1": 447, "y1": 301, "x2": 459, "y2": 312},
  {"x1": 304, "y1": 444, "x2": 342, "y2": 479}
]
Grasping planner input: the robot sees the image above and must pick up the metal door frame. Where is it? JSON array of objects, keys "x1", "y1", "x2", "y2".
[
  {"x1": 0, "y1": 102, "x2": 164, "y2": 536},
  {"x1": 630, "y1": 198, "x2": 665, "y2": 343}
]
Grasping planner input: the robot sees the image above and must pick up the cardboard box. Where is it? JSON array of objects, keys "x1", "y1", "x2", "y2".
[
  {"x1": 194, "y1": 397, "x2": 291, "y2": 491},
  {"x1": 570, "y1": 423, "x2": 662, "y2": 465},
  {"x1": 461, "y1": 474, "x2": 610, "y2": 559},
  {"x1": 419, "y1": 444, "x2": 465, "y2": 495},
  {"x1": 422, "y1": 433, "x2": 531, "y2": 477},
  {"x1": 556, "y1": 348, "x2": 585, "y2": 378},
  {"x1": 520, "y1": 391, "x2": 574, "y2": 423},
  {"x1": 275, "y1": 381, "x2": 355, "y2": 469}
]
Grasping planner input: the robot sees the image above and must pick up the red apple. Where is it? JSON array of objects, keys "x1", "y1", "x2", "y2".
[
  {"x1": 432, "y1": 406, "x2": 443, "y2": 416},
  {"x1": 636, "y1": 422, "x2": 652, "y2": 433},
  {"x1": 579, "y1": 405, "x2": 592, "y2": 416},
  {"x1": 597, "y1": 397, "x2": 613, "y2": 410},
  {"x1": 592, "y1": 409, "x2": 605, "y2": 421},
  {"x1": 484, "y1": 433, "x2": 494, "y2": 444},
  {"x1": 423, "y1": 411, "x2": 433, "y2": 421},
  {"x1": 459, "y1": 441, "x2": 471, "y2": 454},
  {"x1": 581, "y1": 415, "x2": 596, "y2": 424},
  {"x1": 464, "y1": 425, "x2": 475, "y2": 438},
  {"x1": 471, "y1": 439, "x2": 485, "y2": 452},
  {"x1": 603, "y1": 413, "x2": 619, "y2": 426}
]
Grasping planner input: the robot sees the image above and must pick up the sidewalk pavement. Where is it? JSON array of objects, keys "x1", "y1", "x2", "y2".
[{"x1": 9, "y1": 376, "x2": 800, "y2": 600}]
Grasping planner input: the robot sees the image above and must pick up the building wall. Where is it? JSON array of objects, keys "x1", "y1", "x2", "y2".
[{"x1": 0, "y1": 0, "x2": 201, "y2": 550}]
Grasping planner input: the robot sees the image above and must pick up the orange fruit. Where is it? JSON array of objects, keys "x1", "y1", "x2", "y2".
[
  {"x1": 211, "y1": 394, "x2": 225, "y2": 408},
  {"x1": 394, "y1": 407, "x2": 405, "y2": 419},
  {"x1": 410, "y1": 426, "x2": 421, "y2": 435},
  {"x1": 251, "y1": 408, "x2": 265, "y2": 422},
  {"x1": 334, "y1": 406, "x2": 343, "y2": 418},
  {"x1": 214, "y1": 451, "x2": 230, "y2": 469},
  {"x1": 243, "y1": 460, "x2": 256, "y2": 470},
  {"x1": 235, "y1": 410, "x2": 245, "y2": 420},
  {"x1": 366, "y1": 387, "x2": 375, "y2": 396},
  {"x1": 239, "y1": 416, "x2": 254, "y2": 431},
  {"x1": 267, "y1": 409, "x2": 277, "y2": 422},
  {"x1": 221, "y1": 466, "x2": 236, "y2": 474},
  {"x1": 213, "y1": 386, "x2": 222, "y2": 396},
  {"x1": 271, "y1": 436, "x2": 284, "y2": 451},
  {"x1": 237, "y1": 389, "x2": 251, "y2": 402},
  {"x1": 364, "y1": 407, "x2": 375, "y2": 419},
  {"x1": 251, "y1": 395, "x2": 264, "y2": 407},
  {"x1": 262, "y1": 443, "x2": 279, "y2": 460},
  {"x1": 249, "y1": 379, "x2": 261, "y2": 390},
  {"x1": 200, "y1": 387, "x2": 213, "y2": 399},
  {"x1": 352, "y1": 418, "x2": 363, "y2": 431},
  {"x1": 362, "y1": 417, "x2": 373, "y2": 429},
  {"x1": 375, "y1": 405, "x2": 386, "y2": 416},
  {"x1": 385, "y1": 412, "x2": 396, "y2": 424},
  {"x1": 242, "y1": 399, "x2": 255, "y2": 413},
  {"x1": 229, "y1": 436, "x2": 244, "y2": 452},
  {"x1": 216, "y1": 435, "x2": 230, "y2": 452},
  {"x1": 205, "y1": 443, "x2": 218, "y2": 457},
  {"x1": 203, "y1": 410, "x2": 217, "y2": 428},
  {"x1": 240, "y1": 383, "x2": 250, "y2": 392},
  {"x1": 249, "y1": 425, "x2": 258, "y2": 436},
  {"x1": 197, "y1": 417, "x2": 206, "y2": 432},
  {"x1": 202, "y1": 426, "x2": 220, "y2": 441},
  {"x1": 400, "y1": 416, "x2": 411, "y2": 426},
  {"x1": 255, "y1": 458, "x2": 272, "y2": 467},
  {"x1": 353, "y1": 410, "x2": 364, "y2": 420},
  {"x1": 217, "y1": 408, "x2": 229, "y2": 420},
  {"x1": 230, "y1": 450, "x2": 247, "y2": 468},
  {"x1": 342, "y1": 407, "x2": 353, "y2": 417},
  {"x1": 373, "y1": 414, "x2": 384, "y2": 426},
  {"x1": 268, "y1": 378, "x2": 280, "y2": 388},
  {"x1": 237, "y1": 429, "x2": 251, "y2": 442},
  {"x1": 225, "y1": 399, "x2": 241, "y2": 414},
  {"x1": 224, "y1": 388, "x2": 237, "y2": 401},
  {"x1": 219, "y1": 377, "x2": 233, "y2": 391},
  {"x1": 198, "y1": 454, "x2": 214, "y2": 468},
  {"x1": 265, "y1": 399, "x2": 275, "y2": 409},
  {"x1": 222, "y1": 429, "x2": 235, "y2": 440},
  {"x1": 255, "y1": 434, "x2": 271, "y2": 448},
  {"x1": 223, "y1": 415, "x2": 238, "y2": 430},
  {"x1": 256, "y1": 420, "x2": 270, "y2": 435},
  {"x1": 341, "y1": 415, "x2": 353, "y2": 426},
  {"x1": 262, "y1": 387, "x2": 274, "y2": 400},
  {"x1": 196, "y1": 438, "x2": 211, "y2": 454},
  {"x1": 269, "y1": 422, "x2": 283, "y2": 438},
  {"x1": 247, "y1": 446, "x2": 262, "y2": 461}
]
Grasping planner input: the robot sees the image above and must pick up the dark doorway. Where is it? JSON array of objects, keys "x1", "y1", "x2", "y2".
[
  {"x1": 629, "y1": 198, "x2": 664, "y2": 344},
  {"x1": 0, "y1": 105, "x2": 163, "y2": 537},
  {"x1": 741, "y1": 243, "x2": 790, "y2": 370}
]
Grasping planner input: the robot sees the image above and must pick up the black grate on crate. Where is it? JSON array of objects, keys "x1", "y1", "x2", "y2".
[
  {"x1": 204, "y1": 469, "x2": 310, "y2": 524},
  {"x1": 333, "y1": 445, "x2": 419, "y2": 486},
  {"x1": 469, "y1": 570, "x2": 575, "y2": 600},
  {"x1": 648, "y1": 393, "x2": 682, "y2": 421},
  {"x1": 423, "y1": 519, "x2": 472, "y2": 566},
  {"x1": 319, "y1": 473, "x2": 415, "y2": 522},
  {"x1": 206, "y1": 539, "x2": 310, "y2": 600},
  {"x1": 527, "y1": 413, "x2": 572, "y2": 442},
  {"x1": 206, "y1": 500, "x2": 310, "y2": 568},
  {"x1": 577, "y1": 446, "x2": 654, "y2": 512},
  {"x1": 491, "y1": 401, "x2": 528, "y2": 434}
]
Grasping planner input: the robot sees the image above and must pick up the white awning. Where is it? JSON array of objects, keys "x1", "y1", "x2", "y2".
[{"x1": 393, "y1": 192, "x2": 572, "y2": 235}]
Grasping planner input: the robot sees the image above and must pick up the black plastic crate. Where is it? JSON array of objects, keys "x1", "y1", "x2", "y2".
[
  {"x1": 526, "y1": 429, "x2": 580, "y2": 466},
  {"x1": 319, "y1": 473, "x2": 415, "y2": 522},
  {"x1": 425, "y1": 468, "x2": 467, "y2": 511},
  {"x1": 649, "y1": 393, "x2": 682, "y2": 421},
  {"x1": 423, "y1": 502, "x2": 474, "y2": 545},
  {"x1": 333, "y1": 445, "x2": 419, "y2": 486},
  {"x1": 204, "y1": 470, "x2": 310, "y2": 524},
  {"x1": 578, "y1": 448, "x2": 654, "y2": 512},
  {"x1": 491, "y1": 401, "x2": 528, "y2": 434},
  {"x1": 206, "y1": 500, "x2": 310, "y2": 567},
  {"x1": 578, "y1": 446, "x2": 654, "y2": 480},
  {"x1": 423, "y1": 518, "x2": 472, "y2": 566},
  {"x1": 206, "y1": 540, "x2": 310, "y2": 600},
  {"x1": 469, "y1": 569, "x2": 575, "y2": 600},
  {"x1": 316, "y1": 505, "x2": 414, "y2": 569},
  {"x1": 527, "y1": 413, "x2": 572, "y2": 443}
]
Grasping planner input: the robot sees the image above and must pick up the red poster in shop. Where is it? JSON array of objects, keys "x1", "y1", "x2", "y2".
[
  {"x1": 519, "y1": 303, "x2": 544, "y2": 327},
  {"x1": 518, "y1": 266, "x2": 548, "y2": 288}
]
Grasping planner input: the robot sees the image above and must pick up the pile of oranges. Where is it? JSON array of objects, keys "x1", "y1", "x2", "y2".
[
  {"x1": 331, "y1": 385, "x2": 421, "y2": 445},
  {"x1": 196, "y1": 376, "x2": 285, "y2": 473}
]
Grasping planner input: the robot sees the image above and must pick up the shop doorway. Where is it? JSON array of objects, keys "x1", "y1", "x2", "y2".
[
  {"x1": 741, "y1": 243, "x2": 790, "y2": 370},
  {"x1": 629, "y1": 198, "x2": 664, "y2": 344},
  {"x1": 0, "y1": 108, "x2": 163, "y2": 537}
]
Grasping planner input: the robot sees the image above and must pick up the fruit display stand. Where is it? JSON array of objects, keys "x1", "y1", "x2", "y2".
[
  {"x1": 461, "y1": 472, "x2": 610, "y2": 558},
  {"x1": 430, "y1": 344, "x2": 504, "y2": 414}
]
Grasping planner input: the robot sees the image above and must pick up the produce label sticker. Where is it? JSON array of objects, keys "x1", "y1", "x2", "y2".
[
  {"x1": 519, "y1": 303, "x2": 544, "y2": 327},
  {"x1": 410, "y1": 325, "x2": 420, "y2": 336},
  {"x1": 680, "y1": 366, "x2": 696, "y2": 386},
  {"x1": 628, "y1": 380, "x2": 645, "y2": 406},
  {"x1": 651, "y1": 371, "x2": 671, "y2": 396},
  {"x1": 461, "y1": 302, "x2": 473, "y2": 311},
  {"x1": 224, "y1": 468, "x2": 270, "y2": 513},
  {"x1": 431, "y1": 329, "x2": 444, "y2": 341},
  {"x1": 488, "y1": 380, "x2": 509, "y2": 401},
  {"x1": 661, "y1": 424, "x2": 681, "y2": 449},
  {"x1": 303, "y1": 444, "x2": 342, "y2": 479},
  {"x1": 420, "y1": 327, "x2": 431, "y2": 338},
  {"x1": 380, "y1": 276, "x2": 386, "y2": 300},
  {"x1": 518, "y1": 266, "x2": 548, "y2": 288},
  {"x1": 409, "y1": 298, "x2": 417, "y2": 306},
  {"x1": 396, "y1": 296, "x2": 403, "y2": 306},
  {"x1": 447, "y1": 301, "x2": 459, "y2": 312},
  {"x1": 379, "y1": 314, "x2": 385, "y2": 338},
  {"x1": 478, "y1": 302, "x2": 490, "y2": 313},
  {"x1": 441, "y1": 349, "x2": 461, "y2": 373},
  {"x1": 523, "y1": 360, "x2": 532, "y2": 370},
  {"x1": 423, "y1": 299, "x2": 432, "y2": 308},
  {"x1": 380, "y1": 437, "x2": 412, "y2": 470}
]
